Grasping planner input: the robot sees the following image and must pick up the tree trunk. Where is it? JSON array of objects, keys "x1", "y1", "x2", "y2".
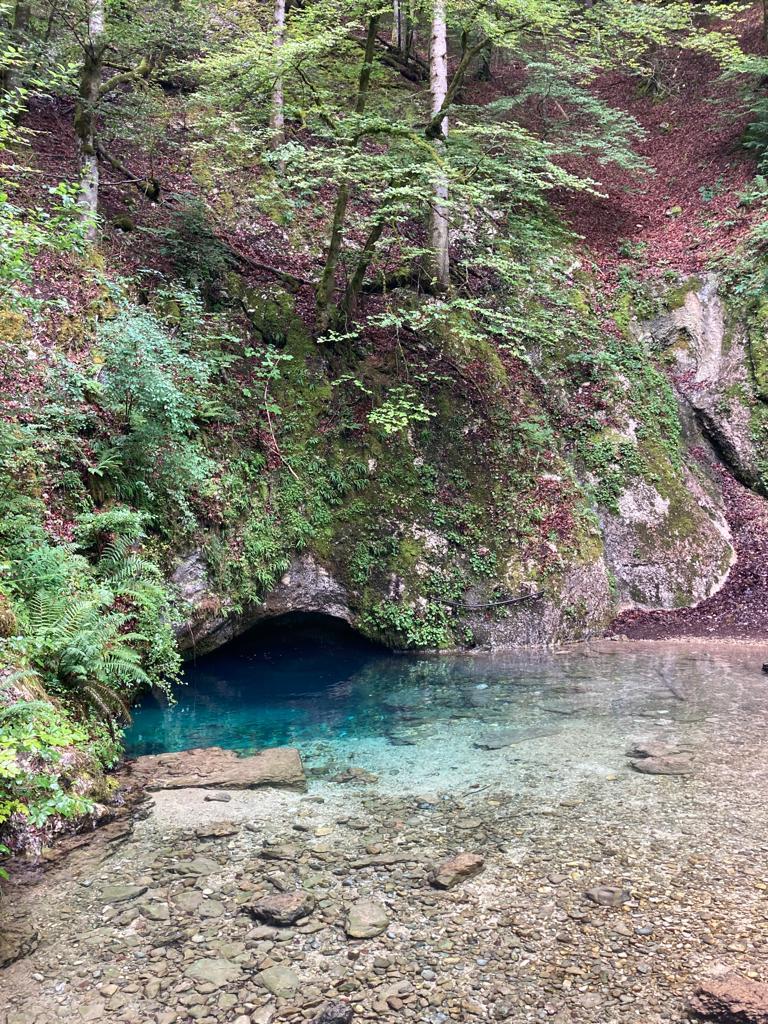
[
  {"x1": 764, "y1": 0, "x2": 768, "y2": 47},
  {"x1": 315, "y1": 13, "x2": 380, "y2": 328},
  {"x1": 391, "y1": 0, "x2": 406, "y2": 51},
  {"x1": 429, "y1": 0, "x2": 450, "y2": 291},
  {"x1": 0, "y1": 1, "x2": 31, "y2": 104},
  {"x1": 271, "y1": 0, "x2": 286, "y2": 161},
  {"x1": 74, "y1": 0, "x2": 107, "y2": 241},
  {"x1": 342, "y1": 217, "x2": 385, "y2": 322}
]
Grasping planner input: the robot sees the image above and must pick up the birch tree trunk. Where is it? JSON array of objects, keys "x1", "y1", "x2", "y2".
[
  {"x1": 271, "y1": 0, "x2": 286, "y2": 160},
  {"x1": 74, "y1": 0, "x2": 106, "y2": 241},
  {"x1": 391, "y1": 0, "x2": 406, "y2": 51},
  {"x1": 429, "y1": 0, "x2": 450, "y2": 291}
]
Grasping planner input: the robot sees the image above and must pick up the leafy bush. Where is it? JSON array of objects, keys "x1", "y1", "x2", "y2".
[
  {"x1": 0, "y1": 700, "x2": 96, "y2": 830},
  {"x1": 92, "y1": 303, "x2": 216, "y2": 528}
]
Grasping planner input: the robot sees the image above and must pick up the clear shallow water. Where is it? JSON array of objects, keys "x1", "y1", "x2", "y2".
[{"x1": 125, "y1": 617, "x2": 768, "y2": 792}]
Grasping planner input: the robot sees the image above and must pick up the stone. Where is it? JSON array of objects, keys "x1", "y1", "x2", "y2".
[
  {"x1": 132, "y1": 746, "x2": 306, "y2": 792},
  {"x1": 0, "y1": 922, "x2": 39, "y2": 968},
  {"x1": 332, "y1": 767, "x2": 379, "y2": 785},
  {"x1": 173, "y1": 856, "x2": 220, "y2": 876},
  {"x1": 585, "y1": 886, "x2": 631, "y2": 908},
  {"x1": 690, "y1": 971, "x2": 768, "y2": 1024},
  {"x1": 629, "y1": 753, "x2": 694, "y2": 776},
  {"x1": 428, "y1": 853, "x2": 485, "y2": 890},
  {"x1": 184, "y1": 958, "x2": 242, "y2": 988},
  {"x1": 195, "y1": 821, "x2": 239, "y2": 838},
  {"x1": 247, "y1": 891, "x2": 316, "y2": 926},
  {"x1": 312, "y1": 1003, "x2": 355, "y2": 1024},
  {"x1": 251, "y1": 1006, "x2": 276, "y2": 1024},
  {"x1": 141, "y1": 902, "x2": 170, "y2": 922},
  {"x1": 626, "y1": 740, "x2": 692, "y2": 759},
  {"x1": 474, "y1": 728, "x2": 558, "y2": 750},
  {"x1": 344, "y1": 899, "x2": 390, "y2": 939},
  {"x1": 257, "y1": 965, "x2": 299, "y2": 999},
  {"x1": 102, "y1": 884, "x2": 148, "y2": 904}
]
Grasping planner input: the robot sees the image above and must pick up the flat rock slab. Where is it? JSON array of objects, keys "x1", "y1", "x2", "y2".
[
  {"x1": 474, "y1": 727, "x2": 558, "y2": 750},
  {"x1": 258, "y1": 965, "x2": 299, "y2": 998},
  {"x1": 629, "y1": 753, "x2": 694, "y2": 776},
  {"x1": 195, "y1": 821, "x2": 240, "y2": 839},
  {"x1": 690, "y1": 972, "x2": 768, "y2": 1024},
  {"x1": 101, "y1": 883, "x2": 148, "y2": 904},
  {"x1": 185, "y1": 958, "x2": 242, "y2": 988},
  {"x1": 129, "y1": 746, "x2": 306, "y2": 791}
]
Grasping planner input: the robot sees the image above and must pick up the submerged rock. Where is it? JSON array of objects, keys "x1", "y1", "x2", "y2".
[
  {"x1": 312, "y1": 1003, "x2": 354, "y2": 1024},
  {"x1": 185, "y1": 957, "x2": 242, "y2": 988},
  {"x1": 195, "y1": 820, "x2": 239, "y2": 838},
  {"x1": 474, "y1": 727, "x2": 558, "y2": 750},
  {"x1": 626, "y1": 740, "x2": 693, "y2": 760},
  {"x1": 131, "y1": 745, "x2": 306, "y2": 791},
  {"x1": 629, "y1": 753, "x2": 694, "y2": 776},
  {"x1": 332, "y1": 767, "x2": 379, "y2": 785},
  {"x1": 428, "y1": 853, "x2": 485, "y2": 890},
  {"x1": 101, "y1": 883, "x2": 147, "y2": 903},
  {"x1": 344, "y1": 899, "x2": 390, "y2": 938},
  {"x1": 257, "y1": 965, "x2": 299, "y2": 998},
  {"x1": 690, "y1": 971, "x2": 768, "y2": 1024},
  {"x1": 585, "y1": 885, "x2": 631, "y2": 908},
  {"x1": 247, "y1": 891, "x2": 315, "y2": 926}
]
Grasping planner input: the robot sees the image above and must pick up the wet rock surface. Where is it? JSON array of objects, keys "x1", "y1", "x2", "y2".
[
  {"x1": 127, "y1": 746, "x2": 306, "y2": 792},
  {"x1": 3, "y1": 645, "x2": 768, "y2": 1024}
]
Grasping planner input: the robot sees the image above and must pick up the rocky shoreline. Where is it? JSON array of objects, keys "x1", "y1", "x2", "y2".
[{"x1": 3, "y1": 663, "x2": 768, "y2": 1024}]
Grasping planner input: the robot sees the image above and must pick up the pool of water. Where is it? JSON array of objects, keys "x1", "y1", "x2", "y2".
[{"x1": 125, "y1": 617, "x2": 768, "y2": 792}]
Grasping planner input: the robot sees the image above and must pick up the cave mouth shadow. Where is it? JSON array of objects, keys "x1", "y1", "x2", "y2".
[{"x1": 188, "y1": 612, "x2": 387, "y2": 672}]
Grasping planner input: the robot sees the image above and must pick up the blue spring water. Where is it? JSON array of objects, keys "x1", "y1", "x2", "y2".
[{"x1": 124, "y1": 617, "x2": 768, "y2": 788}]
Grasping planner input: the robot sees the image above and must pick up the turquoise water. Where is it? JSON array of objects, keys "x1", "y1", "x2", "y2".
[{"x1": 125, "y1": 618, "x2": 768, "y2": 792}]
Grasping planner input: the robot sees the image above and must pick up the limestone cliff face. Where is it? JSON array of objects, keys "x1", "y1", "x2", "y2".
[
  {"x1": 168, "y1": 276, "x2": 764, "y2": 653},
  {"x1": 639, "y1": 273, "x2": 764, "y2": 491}
]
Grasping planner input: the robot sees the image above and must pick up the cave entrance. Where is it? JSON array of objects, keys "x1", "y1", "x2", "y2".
[{"x1": 125, "y1": 612, "x2": 387, "y2": 756}]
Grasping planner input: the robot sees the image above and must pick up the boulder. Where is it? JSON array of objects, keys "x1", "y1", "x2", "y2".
[
  {"x1": 129, "y1": 745, "x2": 306, "y2": 791},
  {"x1": 247, "y1": 891, "x2": 315, "y2": 926},
  {"x1": 344, "y1": 899, "x2": 390, "y2": 939},
  {"x1": 690, "y1": 971, "x2": 768, "y2": 1024},
  {"x1": 428, "y1": 853, "x2": 485, "y2": 890}
]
